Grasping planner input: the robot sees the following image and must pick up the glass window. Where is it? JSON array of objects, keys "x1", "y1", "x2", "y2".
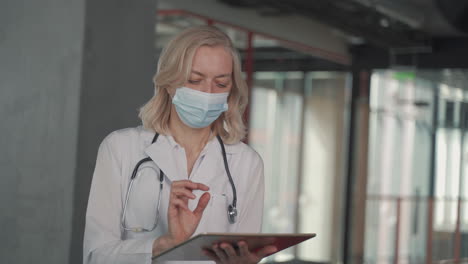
[
  {"x1": 249, "y1": 71, "x2": 349, "y2": 263},
  {"x1": 364, "y1": 69, "x2": 468, "y2": 263}
]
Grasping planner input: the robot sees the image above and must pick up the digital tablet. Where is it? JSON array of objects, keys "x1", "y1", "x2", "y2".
[{"x1": 152, "y1": 233, "x2": 316, "y2": 262}]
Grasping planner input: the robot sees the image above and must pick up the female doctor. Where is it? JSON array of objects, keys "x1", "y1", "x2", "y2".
[{"x1": 83, "y1": 26, "x2": 277, "y2": 264}]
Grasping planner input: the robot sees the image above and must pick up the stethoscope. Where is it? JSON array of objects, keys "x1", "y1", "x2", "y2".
[{"x1": 121, "y1": 133, "x2": 238, "y2": 232}]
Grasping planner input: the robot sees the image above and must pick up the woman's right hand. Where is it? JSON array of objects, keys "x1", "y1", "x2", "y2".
[{"x1": 152, "y1": 180, "x2": 210, "y2": 256}]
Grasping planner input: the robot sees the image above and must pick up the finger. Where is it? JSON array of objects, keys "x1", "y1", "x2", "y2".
[
  {"x1": 170, "y1": 198, "x2": 189, "y2": 211},
  {"x1": 212, "y1": 243, "x2": 228, "y2": 262},
  {"x1": 202, "y1": 249, "x2": 220, "y2": 262},
  {"x1": 171, "y1": 180, "x2": 196, "y2": 190},
  {"x1": 171, "y1": 188, "x2": 196, "y2": 199},
  {"x1": 193, "y1": 192, "x2": 210, "y2": 216},
  {"x1": 194, "y1": 182, "x2": 209, "y2": 191},
  {"x1": 238, "y1": 241, "x2": 249, "y2": 257},
  {"x1": 172, "y1": 180, "x2": 210, "y2": 191},
  {"x1": 220, "y1": 243, "x2": 237, "y2": 258},
  {"x1": 255, "y1": 245, "x2": 278, "y2": 259}
]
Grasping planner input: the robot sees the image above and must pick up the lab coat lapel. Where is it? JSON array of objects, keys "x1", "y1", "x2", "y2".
[
  {"x1": 144, "y1": 136, "x2": 185, "y2": 182},
  {"x1": 194, "y1": 140, "x2": 226, "y2": 188}
]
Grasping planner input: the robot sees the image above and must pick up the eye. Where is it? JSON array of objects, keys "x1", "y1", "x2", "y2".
[
  {"x1": 217, "y1": 83, "x2": 228, "y2": 88},
  {"x1": 188, "y1": 80, "x2": 201, "y2": 84}
]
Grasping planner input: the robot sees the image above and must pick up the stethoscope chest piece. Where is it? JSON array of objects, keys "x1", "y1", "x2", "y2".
[{"x1": 227, "y1": 204, "x2": 237, "y2": 224}]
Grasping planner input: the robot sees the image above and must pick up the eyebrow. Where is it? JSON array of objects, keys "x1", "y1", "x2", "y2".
[{"x1": 191, "y1": 70, "x2": 231, "y2": 79}]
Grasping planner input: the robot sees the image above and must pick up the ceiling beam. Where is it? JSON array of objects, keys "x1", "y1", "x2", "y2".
[
  {"x1": 158, "y1": 0, "x2": 351, "y2": 65},
  {"x1": 351, "y1": 37, "x2": 468, "y2": 69}
]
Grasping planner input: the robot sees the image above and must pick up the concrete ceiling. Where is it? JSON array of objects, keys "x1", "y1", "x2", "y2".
[
  {"x1": 218, "y1": 0, "x2": 468, "y2": 49},
  {"x1": 157, "y1": 0, "x2": 468, "y2": 70}
]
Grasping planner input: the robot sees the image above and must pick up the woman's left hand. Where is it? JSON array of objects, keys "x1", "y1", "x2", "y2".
[{"x1": 203, "y1": 241, "x2": 277, "y2": 264}]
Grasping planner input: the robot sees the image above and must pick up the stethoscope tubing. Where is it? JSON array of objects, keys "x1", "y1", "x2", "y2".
[
  {"x1": 216, "y1": 135, "x2": 237, "y2": 208},
  {"x1": 121, "y1": 133, "x2": 237, "y2": 232}
]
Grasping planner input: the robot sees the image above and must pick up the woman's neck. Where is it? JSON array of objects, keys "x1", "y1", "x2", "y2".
[{"x1": 168, "y1": 106, "x2": 212, "y2": 154}]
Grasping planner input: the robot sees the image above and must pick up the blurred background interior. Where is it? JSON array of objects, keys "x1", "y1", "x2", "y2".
[{"x1": 2, "y1": 0, "x2": 468, "y2": 263}]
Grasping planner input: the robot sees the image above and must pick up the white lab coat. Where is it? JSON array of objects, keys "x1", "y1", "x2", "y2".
[{"x1": 83, "y1": 126, "x2": 264, "y2": 264}]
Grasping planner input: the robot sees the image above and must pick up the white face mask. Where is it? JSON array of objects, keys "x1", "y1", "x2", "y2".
[{"x1": 172, "y1": 87, "x2": 229, "y2": 128}]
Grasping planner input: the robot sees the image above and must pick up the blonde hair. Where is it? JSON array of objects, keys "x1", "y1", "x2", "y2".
[{"x1": 139, "y1": 25, "x2": 248, "y2": 144}]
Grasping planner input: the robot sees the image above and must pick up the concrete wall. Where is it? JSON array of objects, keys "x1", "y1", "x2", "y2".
[
  {"x1": 0, "y1": 0, "x2": 85, "y2": 263},
  {"x1": 0, "y1": 0, "x2": 157, "y2": 263}
]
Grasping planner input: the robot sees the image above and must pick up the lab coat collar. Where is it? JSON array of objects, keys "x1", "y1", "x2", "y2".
[
  {"x1": 144, "y1": 134, "x2": 184, "y2": 182},
  {"x1": 221, "y1": 141, "x2": 240, "y2": 154},
  {"x1": 141, "y1": 127, "x2": 240, "y2": 155},
  {"x1": 143, "y1": 136, "x2": 240, "y2": 182}
]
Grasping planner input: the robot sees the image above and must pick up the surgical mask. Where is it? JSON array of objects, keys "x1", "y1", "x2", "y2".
[{"x1": 172, "y1": 87, "x2": 229, "y2": 128}]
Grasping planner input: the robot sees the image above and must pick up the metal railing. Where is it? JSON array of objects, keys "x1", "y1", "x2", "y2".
[{"x1": 366, "y1": 195, "x2": 468, "y2": 264}]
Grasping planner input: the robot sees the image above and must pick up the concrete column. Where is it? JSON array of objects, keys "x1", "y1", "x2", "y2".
[
  {"x1": 0, "y1": 0, "x2": 85, "y2": 263},
  {"x1": 0, "y1": 0, "x2": 157, "y2": 263},
  {"x1": 70, "y1": 0, "x2": 157, "y2": 263}
]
